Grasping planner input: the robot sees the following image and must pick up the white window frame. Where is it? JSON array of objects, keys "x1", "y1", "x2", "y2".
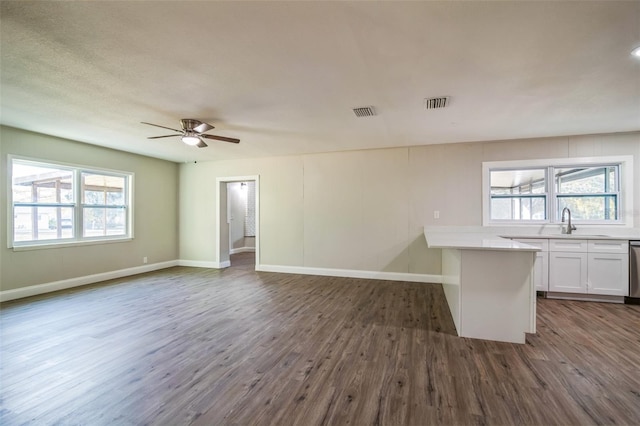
[
  {"x1": 482, "y1": 155, "x2": 633, "y2": 227},
  {"x1": 8, "y1": 155, "x2": 134, "y2": 250}
]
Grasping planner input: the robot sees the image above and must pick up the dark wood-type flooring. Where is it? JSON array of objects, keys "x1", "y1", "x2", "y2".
[{"x1": 1, "y1": 252, "x2": 639, "y2": 425}]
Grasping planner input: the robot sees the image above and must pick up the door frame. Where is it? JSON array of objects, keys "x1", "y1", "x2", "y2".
[{"x1": 215, "y1": 175, "x2": 260, "y2": 269}]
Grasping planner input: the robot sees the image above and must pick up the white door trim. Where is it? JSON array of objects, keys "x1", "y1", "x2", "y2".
[{"x1": 215, "y1": 175, "x2": 260, "y2": 269}]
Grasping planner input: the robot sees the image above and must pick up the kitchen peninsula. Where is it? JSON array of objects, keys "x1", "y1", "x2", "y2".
[{"x1": 424, "y1": 228, "x2": 540, "y2": 344}]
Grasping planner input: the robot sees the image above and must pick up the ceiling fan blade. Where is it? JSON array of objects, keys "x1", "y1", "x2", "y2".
[
  {"x1": 193, "y1": 122, "x2": 214, "y2": 133},
  {"x1": 147, "y1": 134, "x2": 182, "y2": 139},
  {"x1": 201, "y1": 134, "x2": 240, "y2": 144},
  {"x1": 196, "y1": 140, "x2": 208, "y2": 148},
  {"x1": 141, "y1": 121, "x2": 183, "y2": 133}
]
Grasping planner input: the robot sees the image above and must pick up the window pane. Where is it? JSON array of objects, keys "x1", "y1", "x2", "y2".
[
  {"x1": 491, "y1": 198, "x2": 513, "y2": 220},
  {"x1": 13, "y1": 206, "x2": 74, "y2": 242},
  {"x1": 490, "y1": 169, "x2": 546, "y2": 195},
  {"x1": 531, "y1": 181, "x2": 546, "y2": 194},
  {"x1": 12, "y1": 163, "x2": 73, "y2": 203},
  {"x1": 491, "y1": 196, "x2": 546, "y2": 220},
  {"x1": 83, "y1": 207, "x2": 126, "y2": 237},
  {"x1": 523, "y1": 197, "x2": 546, "y2": 220},
  {"x1": 82, "y1": 173, "x2": 126, "y2": 206},
  {"x1": 557, "y1": 196, "x2": 618, "y2": 220},
  {"x1": 555, "y1": 167, "x2": 617, "y2": 194},
  {"x1": 608, "y1": 167, "x2": 616, "y2": 190}
]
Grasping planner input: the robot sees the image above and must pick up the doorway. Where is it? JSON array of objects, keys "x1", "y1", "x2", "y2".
[{"x1": 216, "y1": 175, "x2": 260, "y2": 269}]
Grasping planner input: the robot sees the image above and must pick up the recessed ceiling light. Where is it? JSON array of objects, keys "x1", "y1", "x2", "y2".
[{"x1": 632, "y1": 46, "x2": 640, "y2": 58}]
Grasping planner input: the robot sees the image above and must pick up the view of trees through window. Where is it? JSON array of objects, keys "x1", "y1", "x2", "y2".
[
  {"x1": 489, "y1": 165, "x2": 620, "y2": 223},
  {"x1": 12, "y1": 163, "x2": 75, "y2": 242},
  {"x1": 555, "y1": 167, "x2": 618, "y2": 221},
  {"x1": 11, "y1": 159, "x2": 130, "y2": 244},
  {"x1": 82, "y1": 173, "x2": 127, "y2": 237}
]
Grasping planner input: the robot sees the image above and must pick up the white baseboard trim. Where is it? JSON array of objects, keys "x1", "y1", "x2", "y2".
[
  {"x1": 178, "y1": 260, "x2": 231, "y2": 269},
  {"x1": 546, "y1": 292, "x2": 625, "y2": 304},
  {"x1": 0, "y1": 260, "x2": 178, "y2": 302},
  {"x1": 1, "y1": 261, "x2": 442, "y2": 303},
  {"x1": 230, "y1": 247, "x2": 256, "y2": 255},
  {"x1": 178, "y1": 260, "x2": 217, "y2": 268},
  {"x1": 256, "y1": 264, "x2": 442, "y2": 284}
]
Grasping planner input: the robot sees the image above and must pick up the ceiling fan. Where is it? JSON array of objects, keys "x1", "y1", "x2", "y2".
[{"x1": 141, "y1": 119, "x2": 240, "y2": 148}]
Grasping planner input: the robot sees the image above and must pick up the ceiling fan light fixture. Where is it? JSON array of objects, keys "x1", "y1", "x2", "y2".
[
  {"x1": 182, "y1": 135, "x2": 201, "y2": 146},
  {"x1": 142, "y1": 120, "x2": 239, "y2": 147}
]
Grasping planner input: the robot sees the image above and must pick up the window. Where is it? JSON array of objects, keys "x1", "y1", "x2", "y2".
[
  {"x1": 10, "y1": 157, "x2": 133, "y2": 247},
  {"x1": 81, "y1": 173, "x2": 128, "y2": 237},
  {"x1": 489, "y1": 168, "x2": 547, "y2": 221},
  {"x1": 554, "y1": 166, "x2": 619, "y2": 221},
  {"x1": 483, "y1": 156, "x2": 633, "y2": 226}
]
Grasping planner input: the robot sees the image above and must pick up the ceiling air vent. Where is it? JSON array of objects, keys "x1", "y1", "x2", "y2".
[
  {"x1": 424, "y1": 96, "x2": 449, "y2": 110},
  {"x1": 352, "y1": 106, "x2": 376, "y2": 117}
]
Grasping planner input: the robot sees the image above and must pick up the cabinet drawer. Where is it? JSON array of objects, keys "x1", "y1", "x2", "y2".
[
  {"x1": 514, "y1": 239, "x2": 548, "y2": 251},
  {"x1": 588, "y1": 240, "x2": 628, "y2": 254},
  {"x1": 549, "y1": 239, "x2": 588, "y2": 252}
]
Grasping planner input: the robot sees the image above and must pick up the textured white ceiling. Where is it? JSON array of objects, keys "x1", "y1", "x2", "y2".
[{"x1": 1, "y1": 1, "x2": 639, "y2": 163}]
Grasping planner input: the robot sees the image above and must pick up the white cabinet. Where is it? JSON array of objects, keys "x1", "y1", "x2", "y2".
[
  {"x1": 549, "y1": 251, "x2": 588, "y2": 293},
  {"x1": 514, "y1": 239, "x2": 548, "y2": 291},
  {"x1": 549, "y1": 239, "x2": 588, "y2": 253},
  {"x1": 587, "y1": 240, "x2": 629, "y2": 296},
  {"x1": 548, "y1": 238, "x2": 628, "y2": 296},
  {"x1": 549, "y1": 239, "x2": 588, "y2": 293}
]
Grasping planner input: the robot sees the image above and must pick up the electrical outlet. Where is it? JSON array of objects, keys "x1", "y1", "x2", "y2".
[
  {"x1": 434, "y1": 210, "x2": 440, "y2": 219},
  {"x1": 143, "y1": 256, "x2": 148, "y2": 264}
]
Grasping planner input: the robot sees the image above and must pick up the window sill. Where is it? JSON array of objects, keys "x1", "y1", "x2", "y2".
[{"x1": 10, "y1": 237, "x2": 133, "y2": 252}]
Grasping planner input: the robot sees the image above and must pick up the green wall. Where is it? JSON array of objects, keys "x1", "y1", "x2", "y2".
[{"x1": 0, "y1": 126, "x2": 179, "y2": 292}]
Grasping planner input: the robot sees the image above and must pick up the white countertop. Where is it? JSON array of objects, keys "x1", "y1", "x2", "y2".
[
  {"x1": 424, "y1": 230, "x2": 540, "y2": 251},
  {"x1": 424, "y1": 225, "x2": 640, "y2": 251},
  {"x1": 425, "y1": 225, "x2": 640, "y2": 240},
  {"x1": 502, "y1": 234, "x2": 630, "y2": 240}
]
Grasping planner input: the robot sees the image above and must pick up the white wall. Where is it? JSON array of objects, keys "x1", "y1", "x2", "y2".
[
  {"x1": 179, "y1": 132, "x2": 640, "y2": 276},
  {"x1": 227, "y1": 182, "x2": 255, "y2": 251},
  {"x1": 180, "y1": 156, "x2": 304, "y2": 267},
  {"x1": 0, "y1": 126, "x2": 179, "y2": 293},
  {"x1": 227, "y1": 182, "x2": 245, "y2": 250}
]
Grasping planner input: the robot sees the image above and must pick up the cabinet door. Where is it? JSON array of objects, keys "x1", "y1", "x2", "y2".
[
  {"x1": 532, "y1": 251, "x2": 549, "y2": 291},
  {"x1": 549, "y1": 252, "x2": 588, "y2": 293},
  {"x1": 588, "y1": 253, "x2": 629, "y2": 296},
  {"x1": 514, "y1": 239, "x2": 548, "y2": 291}
]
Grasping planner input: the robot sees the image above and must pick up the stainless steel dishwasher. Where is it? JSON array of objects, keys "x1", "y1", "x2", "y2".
[{"x1": 628, "y1": 241, "x2": 640, "y2": 304}]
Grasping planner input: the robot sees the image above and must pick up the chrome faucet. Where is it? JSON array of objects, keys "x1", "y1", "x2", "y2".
[{"x1": 561, "y1": 207, "x2": 577, "y2": 234}]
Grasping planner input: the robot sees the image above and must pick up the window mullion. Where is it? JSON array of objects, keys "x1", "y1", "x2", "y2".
[
  {"x1": 548, "y1": 166, "x2": 555, "y2": 223},
  {"x1": 76, "y1": 169, "x2": 82, "y2": 240}
]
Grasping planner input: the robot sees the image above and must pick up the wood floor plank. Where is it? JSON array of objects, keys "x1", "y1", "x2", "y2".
[{"x1": 1, "y1": 252, "x2": 640, "y2": 425}]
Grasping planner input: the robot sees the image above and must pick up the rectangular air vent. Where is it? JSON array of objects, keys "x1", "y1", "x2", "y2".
[
  {"x1": 352, "y1": 106, "x2": 376, "y2": 117},
  {"x1": 424, "y1": 96, "x2": 449, "y2": 110}
]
